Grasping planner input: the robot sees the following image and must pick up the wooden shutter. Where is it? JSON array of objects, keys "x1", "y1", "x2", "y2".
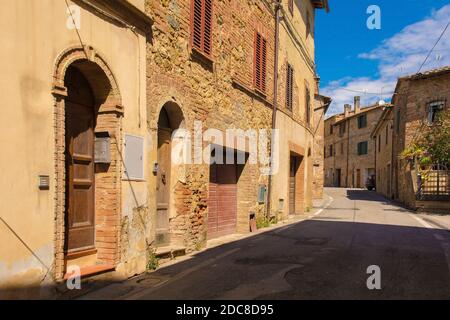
[
  {"x1": 254, "y1": 32, "x2": 267, "y2": 93},
  {"x1": 286, "y1": 64, "x2": 294, "y2": 110},
  {"x1": 305, "y1": 85, "x2": 311, "y2": 124},
  {"x1": 191, "y1": 0, "x2": 213, "y2": 57}
]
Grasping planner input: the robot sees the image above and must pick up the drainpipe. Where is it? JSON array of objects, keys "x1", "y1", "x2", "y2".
[{"x1": 266, "y1": 0, "x2": 281, "y2": 219}]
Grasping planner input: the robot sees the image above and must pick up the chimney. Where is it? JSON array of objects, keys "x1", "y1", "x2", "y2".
[
  {"x1": 354, "y1": 96, "x2": 361, "y2": 113},
  {"x1": 344, "y1": 104, "x2": 351, "y2": 117}
]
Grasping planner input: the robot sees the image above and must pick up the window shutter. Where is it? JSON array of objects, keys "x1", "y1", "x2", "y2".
[
  {"x1": 254, "y1": 32, "x2": 267, "y2": 93},
  {"x1": 286, "y1": 64, "x2": 294, "y2": 110},
  {"x1": 192, "y1": 0, "x2": 213, "y2": 56}
]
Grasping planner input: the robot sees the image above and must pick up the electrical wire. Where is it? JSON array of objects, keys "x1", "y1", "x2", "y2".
[{"x1": 417, "y1": 21, "x2": 450, "y2": 74}]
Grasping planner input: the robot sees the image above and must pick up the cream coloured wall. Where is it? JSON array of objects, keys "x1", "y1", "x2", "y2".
[{"x1": 0, "y1": 0, "x2": 148, "y2": 293}]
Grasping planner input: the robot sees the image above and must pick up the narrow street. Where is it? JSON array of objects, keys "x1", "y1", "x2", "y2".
[{"x1": 82, "y1": 188, "x2": 450, "y2": 300}]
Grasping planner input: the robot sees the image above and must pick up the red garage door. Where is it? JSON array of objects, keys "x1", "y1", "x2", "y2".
[{"x1": 208, "y1": 162, "x2": 237, "y2": 239}]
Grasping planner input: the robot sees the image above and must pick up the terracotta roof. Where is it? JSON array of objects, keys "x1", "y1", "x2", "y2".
[
  {"x1": 400, "y1": 65, "x2": 450, "y2": 81},
  {"x1": 311, "y1": 0, "x2": 329, "y2": 12},
  {"x1": 332, "y1": 104, "x2": 386, "y2": 125}
]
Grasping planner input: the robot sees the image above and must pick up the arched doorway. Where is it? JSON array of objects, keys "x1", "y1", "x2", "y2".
[
  {"x1": 52, "y1": 46, "x2": 123, "y2": 279},
  {"x1": 156, "y1": 102, "x2": 184, "y2": 247},
  {"x1": 64, "y1": 66, "x2": 96, "y2": 254}
]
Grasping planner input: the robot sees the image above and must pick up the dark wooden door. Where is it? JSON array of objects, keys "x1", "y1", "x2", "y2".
[
  {"x1": 65, "y1": 66, "x2": 96, "y2": 254},
  {"x1": 336, "y1": 169, "x2": 341, "y2": 187},
  {"x1": 156, "y1": 128, "x2": 172, "y2": 246},
  {"x1": 208, "y1": 162, "x2": 237, "y2": 239},
  {"x1": 289, "y1": 156, "x2": 298, "y2": 215},
  {"x1": 356, "y1": 169, "x2": 361, "y2": 188}
]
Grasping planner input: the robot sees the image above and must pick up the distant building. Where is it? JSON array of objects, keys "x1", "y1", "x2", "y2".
[
  {"x1": 370, "y1": 105, "x2": 394, "y2": 198},
  {"x1": 324, "y1": 97, "x2": 383, "y2": 188}
]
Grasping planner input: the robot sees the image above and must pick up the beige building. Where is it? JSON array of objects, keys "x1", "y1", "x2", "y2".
[
  {"x1": 0, "y1": 0, "x2": 151, "y2": 298},
  {"x1": 371, "y1": 106, "x2": 394, "y2": 198},
  {"x1": 271, "y1": 0, "x2": 330, "y2": 217},
  {"x1": 0, "y1": 0, "x2": 329, "y2": 298},
  {"x1": 324, "y1": 98, "x2": 383, "y2": 188}
]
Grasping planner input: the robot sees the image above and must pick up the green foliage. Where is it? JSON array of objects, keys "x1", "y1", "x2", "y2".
[
  {"x1": 147, "y1": 248, "x2": 159, "y2": 271},
  {"x1": 256, "y1": 215, "x2": 271, "y2": 229},
  {"x1": 400, "y1": 110, "x2": 450, "y2": 168}
]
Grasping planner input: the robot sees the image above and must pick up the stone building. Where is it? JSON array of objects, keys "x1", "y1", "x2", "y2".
[
  {"x1": 390, "y1": 66, "x2": 450, "y2": 210},
  {"x1": 371, "y1": 106, "x2": 394, "y2": 198},
  {"x1": 324, "y1": 98, "x2": 383, "y2": 188},
  {"x1": 0, "y1": 0, "x2": 329, "y2": 298}
]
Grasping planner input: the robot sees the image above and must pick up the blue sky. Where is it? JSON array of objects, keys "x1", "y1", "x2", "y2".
[{"x1": 315, "y1": 1, "x2": 450, "y2": 115}]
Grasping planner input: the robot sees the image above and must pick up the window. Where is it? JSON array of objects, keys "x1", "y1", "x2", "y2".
[
  {"x1": 357, "y1": 141, "x2": 368, "y2": 156},
  {"x1": 378, "y1": 135, "x2": 381, "y2": 153},
  {"x1": 330, "y1": 125, "x2": 333, "y2": 135},
  {"x1": 385, "y1": 125, "x2": 389, "y2": 145},
  {"x1": 396, "y1": 109, "x2": 400, "y2": 134},
  {"x1": 254, "y1": 32, "x2": 267, "y2": 93},
  {"x1": 286, "y1": 64, "x2": 294, "y2": 111},
  {"x1": 357, "y1": 114, "x2": 367, "y2": 129},
  {"x1": 339, "y1": 122, "x2": 346, "y2": 136},
  {"x1": 428, "y1": 101, "x2": 445, "y2": 124},
  {"x1": 329, "y1": 145, "x2": 333, "y2": 158},
  {"x1": 288, "y1": 0, "x2": 294, "y2": 16},
  {"x1": 191, "y1": 0, "x2": 213, "y2": 57},
  {"x1": 305, "y1": 85, "x2": 311, "y2": 124},
  {"x1": 306, "y1": 11, "x2": 311, "y2": 38},
  {"x1": 340, "y1": 143, "x2": 344, "y2": 155}
]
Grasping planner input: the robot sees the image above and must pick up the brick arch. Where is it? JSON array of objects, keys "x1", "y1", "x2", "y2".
[{"x1": 52, "y1": 45, "x2": 123, "y2": 281}]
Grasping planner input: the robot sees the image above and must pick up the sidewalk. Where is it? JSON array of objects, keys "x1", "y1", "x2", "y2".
[{"x1": 418, "y1": 212, "x2": 450, "y2": 231}]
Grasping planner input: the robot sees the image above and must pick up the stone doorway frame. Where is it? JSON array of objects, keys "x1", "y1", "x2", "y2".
[{"x1": 51, "y1": 45, "x2": 123, "y2": 281}]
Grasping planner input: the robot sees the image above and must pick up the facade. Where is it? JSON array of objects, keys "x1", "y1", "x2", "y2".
[
  {"x1": 324, "y1": 98, "x2": 383, "y2": 188},
  {"x1": 390, "y1": 66, "x2": 450, "y2": 209},
  {"x1": 270, "y1": 0, "x2": 330, "y2": 217},
  {"x1": 371, "y1": 106, "x2": 394, "y2": 198},
  {"x1": 0, "y1": 0, "x2": 329, "y2": 298}
]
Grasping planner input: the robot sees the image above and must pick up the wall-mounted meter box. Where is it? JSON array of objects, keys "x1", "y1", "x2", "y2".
[{"x1": 95, "y1": 132, "x2": 111, "y2": 164}]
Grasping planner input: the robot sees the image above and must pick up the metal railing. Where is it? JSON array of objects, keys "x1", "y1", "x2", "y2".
[{"x1": 417, "y1": 164, "x2": 450, "y2": 201}]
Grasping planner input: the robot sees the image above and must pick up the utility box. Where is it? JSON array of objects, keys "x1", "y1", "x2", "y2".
[{"x1": 95, "y1": 132, "x2": 111, "y2": 164}]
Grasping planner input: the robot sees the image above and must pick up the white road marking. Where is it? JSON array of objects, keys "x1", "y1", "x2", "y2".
[
  {"x1": 313, "y1": 195, "x2": 334, "y2": 217},
  {"x1": 410, "y1": 214, "x2": 434, "y2": 229}
]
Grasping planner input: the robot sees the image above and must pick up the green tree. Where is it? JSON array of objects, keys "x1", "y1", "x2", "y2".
[{"x1": 400, "y1": 109, "x2": 450, "y2": 168}]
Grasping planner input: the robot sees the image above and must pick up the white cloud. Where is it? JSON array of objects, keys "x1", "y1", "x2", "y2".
[{"x1": 323, "y1": 4, "x2": 450, "y2": 116}]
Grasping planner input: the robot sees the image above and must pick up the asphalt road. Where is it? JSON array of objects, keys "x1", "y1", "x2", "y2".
[{"x1": 82, "y1": 188, "x2": 450, "y2": 300}]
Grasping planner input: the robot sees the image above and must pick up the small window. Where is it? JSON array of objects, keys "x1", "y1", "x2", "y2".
[
  {"x1": 286, "y1": 64, "x2": 294, "y2": 111},
  {"x1": 254, "y1": 32, "x2": 267, "y2": 93},
  {"x1": 306, "y1": 11, "x2": 311, "y2": 38},
  {"x1": 357, "y1": 114, "x2": 367, "y2": 129},
  {"x1": 428, "y1": 101, "x2": 445, "y2": 124},
  {"x1": 288, "y1": 0, "x2": 294, "y2": 16},
  {"x1": 385, "y1": 125, "x2": 389, "y2": 145},
  {"x1": 396, "y1": 109, "x2": 401, "y2": 134},
  {"x1": 329, "y1": 145, "x2": 333, "y2": 158},
  {"x1": 340, "y1": 143, "x2": 344, "y2": 155},
  {"x1": 330, "y1": 125, "x2": 333, "y2": 135},
  {"x1": 305, "y1": 85, "x2": 311, "y2": 124},
  {"x1": 378, "y1": 135, "x2": 381, "y2": 153},
  {"x1": 339, "y1": 122, "x2": 346, "y2": 136},
  {"x1": 358, "y1": 141, "x2": 368, "y2": 156},
  {"x1": 191, "y1": 0, "x2": 213, "y2": 57}
]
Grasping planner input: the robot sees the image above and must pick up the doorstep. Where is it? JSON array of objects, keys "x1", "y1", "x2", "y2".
[
  {"x1": 155, "y1": 245, "x2": 187, "y2": 264},
  {"x1": 63, "y1": 264, "x2": 115, "y2": 281}
]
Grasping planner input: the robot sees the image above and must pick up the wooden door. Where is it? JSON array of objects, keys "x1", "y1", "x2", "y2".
[
  {"x1": 156, "y1": 128, "x2": 172, "y2": 246},
  {"x1": 356, "y1": 169, "x2": 361, "y2": 188},
  {"x1": 289, "y1": 156, "x2": 297, "y2": 215},
  {"x1": 208, "y1": 162, "x2": 237, "y2": 239},
  {"x1": 65, "y1": 67, "x2": 96, "y2": 254}
]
